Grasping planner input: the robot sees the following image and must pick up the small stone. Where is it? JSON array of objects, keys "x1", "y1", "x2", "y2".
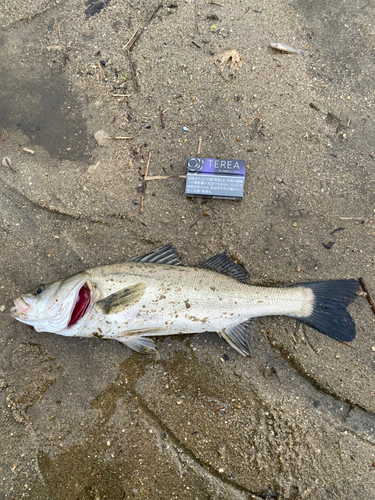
[
  {"x1": 295, "y1": 267, "x2": 301, "y2": 272},
  {"x1": 371, "y1": 346, "x2": 375, "y2": 352},
  {"x1": 177, "y1": 400, "x2": 182, "y2": 405},
  {"x1": 292, "y1": 222, "x2": 297, "y2": 227},
  {"x1": 107, "y1": 440, "x2": 111, "y2": 446},
  {"x1": 0, "y1": 305, "x2": 5, "y2": 313},
  {"x1": 94, "y1": 130, "x2": 107, "y2": 145}
]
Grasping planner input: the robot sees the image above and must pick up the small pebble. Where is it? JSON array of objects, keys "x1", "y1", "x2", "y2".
[
  {"x1": 106, "y1": 440, "x2": 111, "y2": 446},
  {"x1": 0, "y1": 305, "x2": 5, "y2": 312},
  {"x1": 183, "y1": 126, "x2": 190, "y2": 132}
]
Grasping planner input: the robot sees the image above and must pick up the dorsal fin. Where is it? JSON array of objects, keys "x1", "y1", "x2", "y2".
[
  {"x1": 96, "y1": 283, "x2": 146, "y2": 315},
  {"x1": 128, "y1": 245, "x2": 183, "y2": 266},
  {"x1": 200, "y1": 253, "x2": 248, "y2": 283}
]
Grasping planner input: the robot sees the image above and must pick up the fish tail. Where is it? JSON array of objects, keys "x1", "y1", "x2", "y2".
[{"x1": 292, "y1": 279, "x2": 360, "y2": 341}]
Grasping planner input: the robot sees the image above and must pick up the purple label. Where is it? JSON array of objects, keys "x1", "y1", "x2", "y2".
[{"x1": 187, "y1": 157, "x2": 246, "y2": 176}]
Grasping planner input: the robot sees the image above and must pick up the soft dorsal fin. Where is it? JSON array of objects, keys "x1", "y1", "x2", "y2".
[
  {"x1": 128, "y1": 244, "x2": 183, "y2": 266},
  {"x1": 200, "y1": 253, "x2": 248, "y2": 283},
  {"x1": 96, "y1": 283, "x2": 146, "y2": 315},
  {"x1": 219, "y1": 319, "x2": 254, "y2": 356}
]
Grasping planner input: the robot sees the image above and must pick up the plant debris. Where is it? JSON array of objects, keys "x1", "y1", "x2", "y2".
[{"x1": 217, "y1": 49, "x2": 243, "y2": 69}]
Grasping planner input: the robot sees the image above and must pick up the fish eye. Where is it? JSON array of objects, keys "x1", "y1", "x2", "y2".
[{"x1": 33, "y1": 285, "x2": 46, "y2": 295}]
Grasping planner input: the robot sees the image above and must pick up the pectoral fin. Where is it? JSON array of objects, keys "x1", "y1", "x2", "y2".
[
  {"x1": 96, "y1": 283, "x2": 146, "y2": 314},
  {"x1": 219, "y1": 319, "x2": 254, "y2": 356}
]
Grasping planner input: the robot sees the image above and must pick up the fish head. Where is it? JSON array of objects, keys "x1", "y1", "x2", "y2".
[{"x1": 10, "y1": 273, "x2": 91, "y2": 333}]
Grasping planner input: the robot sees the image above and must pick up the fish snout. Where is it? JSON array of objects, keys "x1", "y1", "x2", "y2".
[{"x1": 10, "y1": 296, "x2": 31, "y2": 318}]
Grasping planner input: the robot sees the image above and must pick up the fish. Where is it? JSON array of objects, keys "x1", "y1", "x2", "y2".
[
  {"x1": 10, "y1": 245, "x2": 359, "y2": 356},
  {"x1": 269, "y1": 43, "x2": 304, "y2": 55}
]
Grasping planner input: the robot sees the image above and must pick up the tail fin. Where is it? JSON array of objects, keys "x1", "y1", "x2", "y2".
[{"x1": 293, "y1": 279, "x2": 360, "y2": 341}]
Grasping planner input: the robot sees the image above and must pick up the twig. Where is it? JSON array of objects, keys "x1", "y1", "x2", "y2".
[
  {"x1": 23, "y1": 148, "x2": 35, "y2": 154},
  {"x1": 140, "y1": 151, "x2": 151, "y2": 214},
  {"x1": 145, "y1": 175, "x2": 173, "y2": 180},
  {"x1": 125, "y1": 4, "x2": 163, "y2": 91},
  {"x1": 128, "y1": 4, "x2": 162, "y2": 51},
  {"x1": 122, "y1": 26, "x2": 140, "y2": 51},
  {"x1": 197, "y1": 137, "x2": 202, "y2": 155},
  {"x1": 214, "y1": 61, "x2": 228, "y2": 83},
  {"x1": 347, "y1": 118, "x2": 351, "y2": 128},
  {"x1": 105, "y1": 136, "x2": 133, "y2": 140},
  {"x1": 209, "y1": 1, "x2": 222, "y2": 5},
  {"x1": 111, "y1": 94, "x2": 131, "y2": 97},
  {"x1": 336, "y1": 340, "x2": 358, "y2": 350},
  {"x1": 238, "y1": 6, "x2": 250, "y2": 19},
  {"x1": 194, "y1": 0, "x2": 198, "y2": 36},
  {"x1": 57, "y1": 22, "x2": 61, "y2": 41},
  {"x1": 339, "y1": 104, "x2": 345, "y2": 121},
  {"x1": 220, "y1": 129, "x2": 225, "y2": 138},
  {"x1": 97, "y1": 61, "x2": 106, "y2": 77},
  {"x1": 359, "y1": 277, "x2": 375, "y2": 317},
  {"x1": 246, "y1": 112, "x2": 261, "y2": 126},
  {"x1": 190, "y1": 213, "x2": 202, "y2": 228},
  {"x1": 339, "y1": 217, "x2": 364, "y2": 220},
  {"x1": 160, "y1": 110, "x2": 165, "y2": 129},
  {"x1": 127, "y1": 49, "x2": 138, "y2": 91}
]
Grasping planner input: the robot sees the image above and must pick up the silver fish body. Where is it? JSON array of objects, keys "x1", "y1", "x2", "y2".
[
  {"x1": 10, "y1": 246, "x2": 359, "y2": 355},
  {"x1": 270, "y1": 43, "x2": 304, "y2": 55}
]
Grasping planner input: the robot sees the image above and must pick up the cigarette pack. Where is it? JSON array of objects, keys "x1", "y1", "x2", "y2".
[{"x1": 185, "y1": 156, "x2": 245, "y2": 200}]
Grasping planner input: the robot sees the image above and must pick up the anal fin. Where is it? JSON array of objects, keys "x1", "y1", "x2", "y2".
[{"x1": 219, "y1": 319, "x2": 254, "y2": 356}]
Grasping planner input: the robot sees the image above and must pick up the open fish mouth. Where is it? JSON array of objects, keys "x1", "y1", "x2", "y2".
[
  {"x1": 68, "y1": 283, "x2": 91, "y2": 327},
  {"x1": 10, "y1": 296, "x2": 31, "y2": 318}
]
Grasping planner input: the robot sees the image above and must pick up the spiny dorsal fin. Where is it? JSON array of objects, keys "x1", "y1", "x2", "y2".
[
  {"x1": 128, "y1": 245, "x2": 182, "y2": 266},
  {"x1": 96, "y1": 283, "x2": 146, "y2": 315},
  {"x1": 219, "y1": 319, "x2": 254, "y2": 356},
  {"x1": 200, "y1": 253, "x2": 248, "y2": 283}
]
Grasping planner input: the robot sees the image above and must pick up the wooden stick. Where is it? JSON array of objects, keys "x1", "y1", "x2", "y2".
[
  {"x1": 145, "y1": 175, "x2": 173, "y2": 180},
  {"x1": 127, "y1": 49, "x2": 138, "y2": 91},
  {"x1": 246, "y1": 112, "x2": 261, "y2": 126},
  {"x1": 128, "y1": 4, "x2": 163, "y2": 52},
  {"x1": 23, "y1": 148, "x2": 35, "y2": 154},
  {"x1": 140, "y1": 151, "x2": 151, "y2": 214},
  {"x1": 197, "y1": 137, "x2": 202, "y2": 155},
  {"x1": 194, "y1": 0, "x2": 198, "y2": 36},
  {"x1": 220, "y1": 129, "x2": 225, "y2": 138},
  {"x1": 339, "y1": 104, "x2": 345, "y2": 121},
  {"x1": 97, "y1": 61, "x2": 106, "y2": 77},
  {"x1": 359, "y1": 277, "x2": 375, "y2": 317},
  {"x1": 122, "y1": 26, "x2": 140, "y2": 51},
  {"x1": 111, "y1": 94, "x2": 131, "y2": 97},
  {"x1": 238, "y1": 6, "x2": 250, "y2": 19},
  {"x1": 105, "y1": 136, "x2": 133, "y2": 140},
  {"x1": 339, "y1": 217, "x2": 364, "y2": 220}
]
